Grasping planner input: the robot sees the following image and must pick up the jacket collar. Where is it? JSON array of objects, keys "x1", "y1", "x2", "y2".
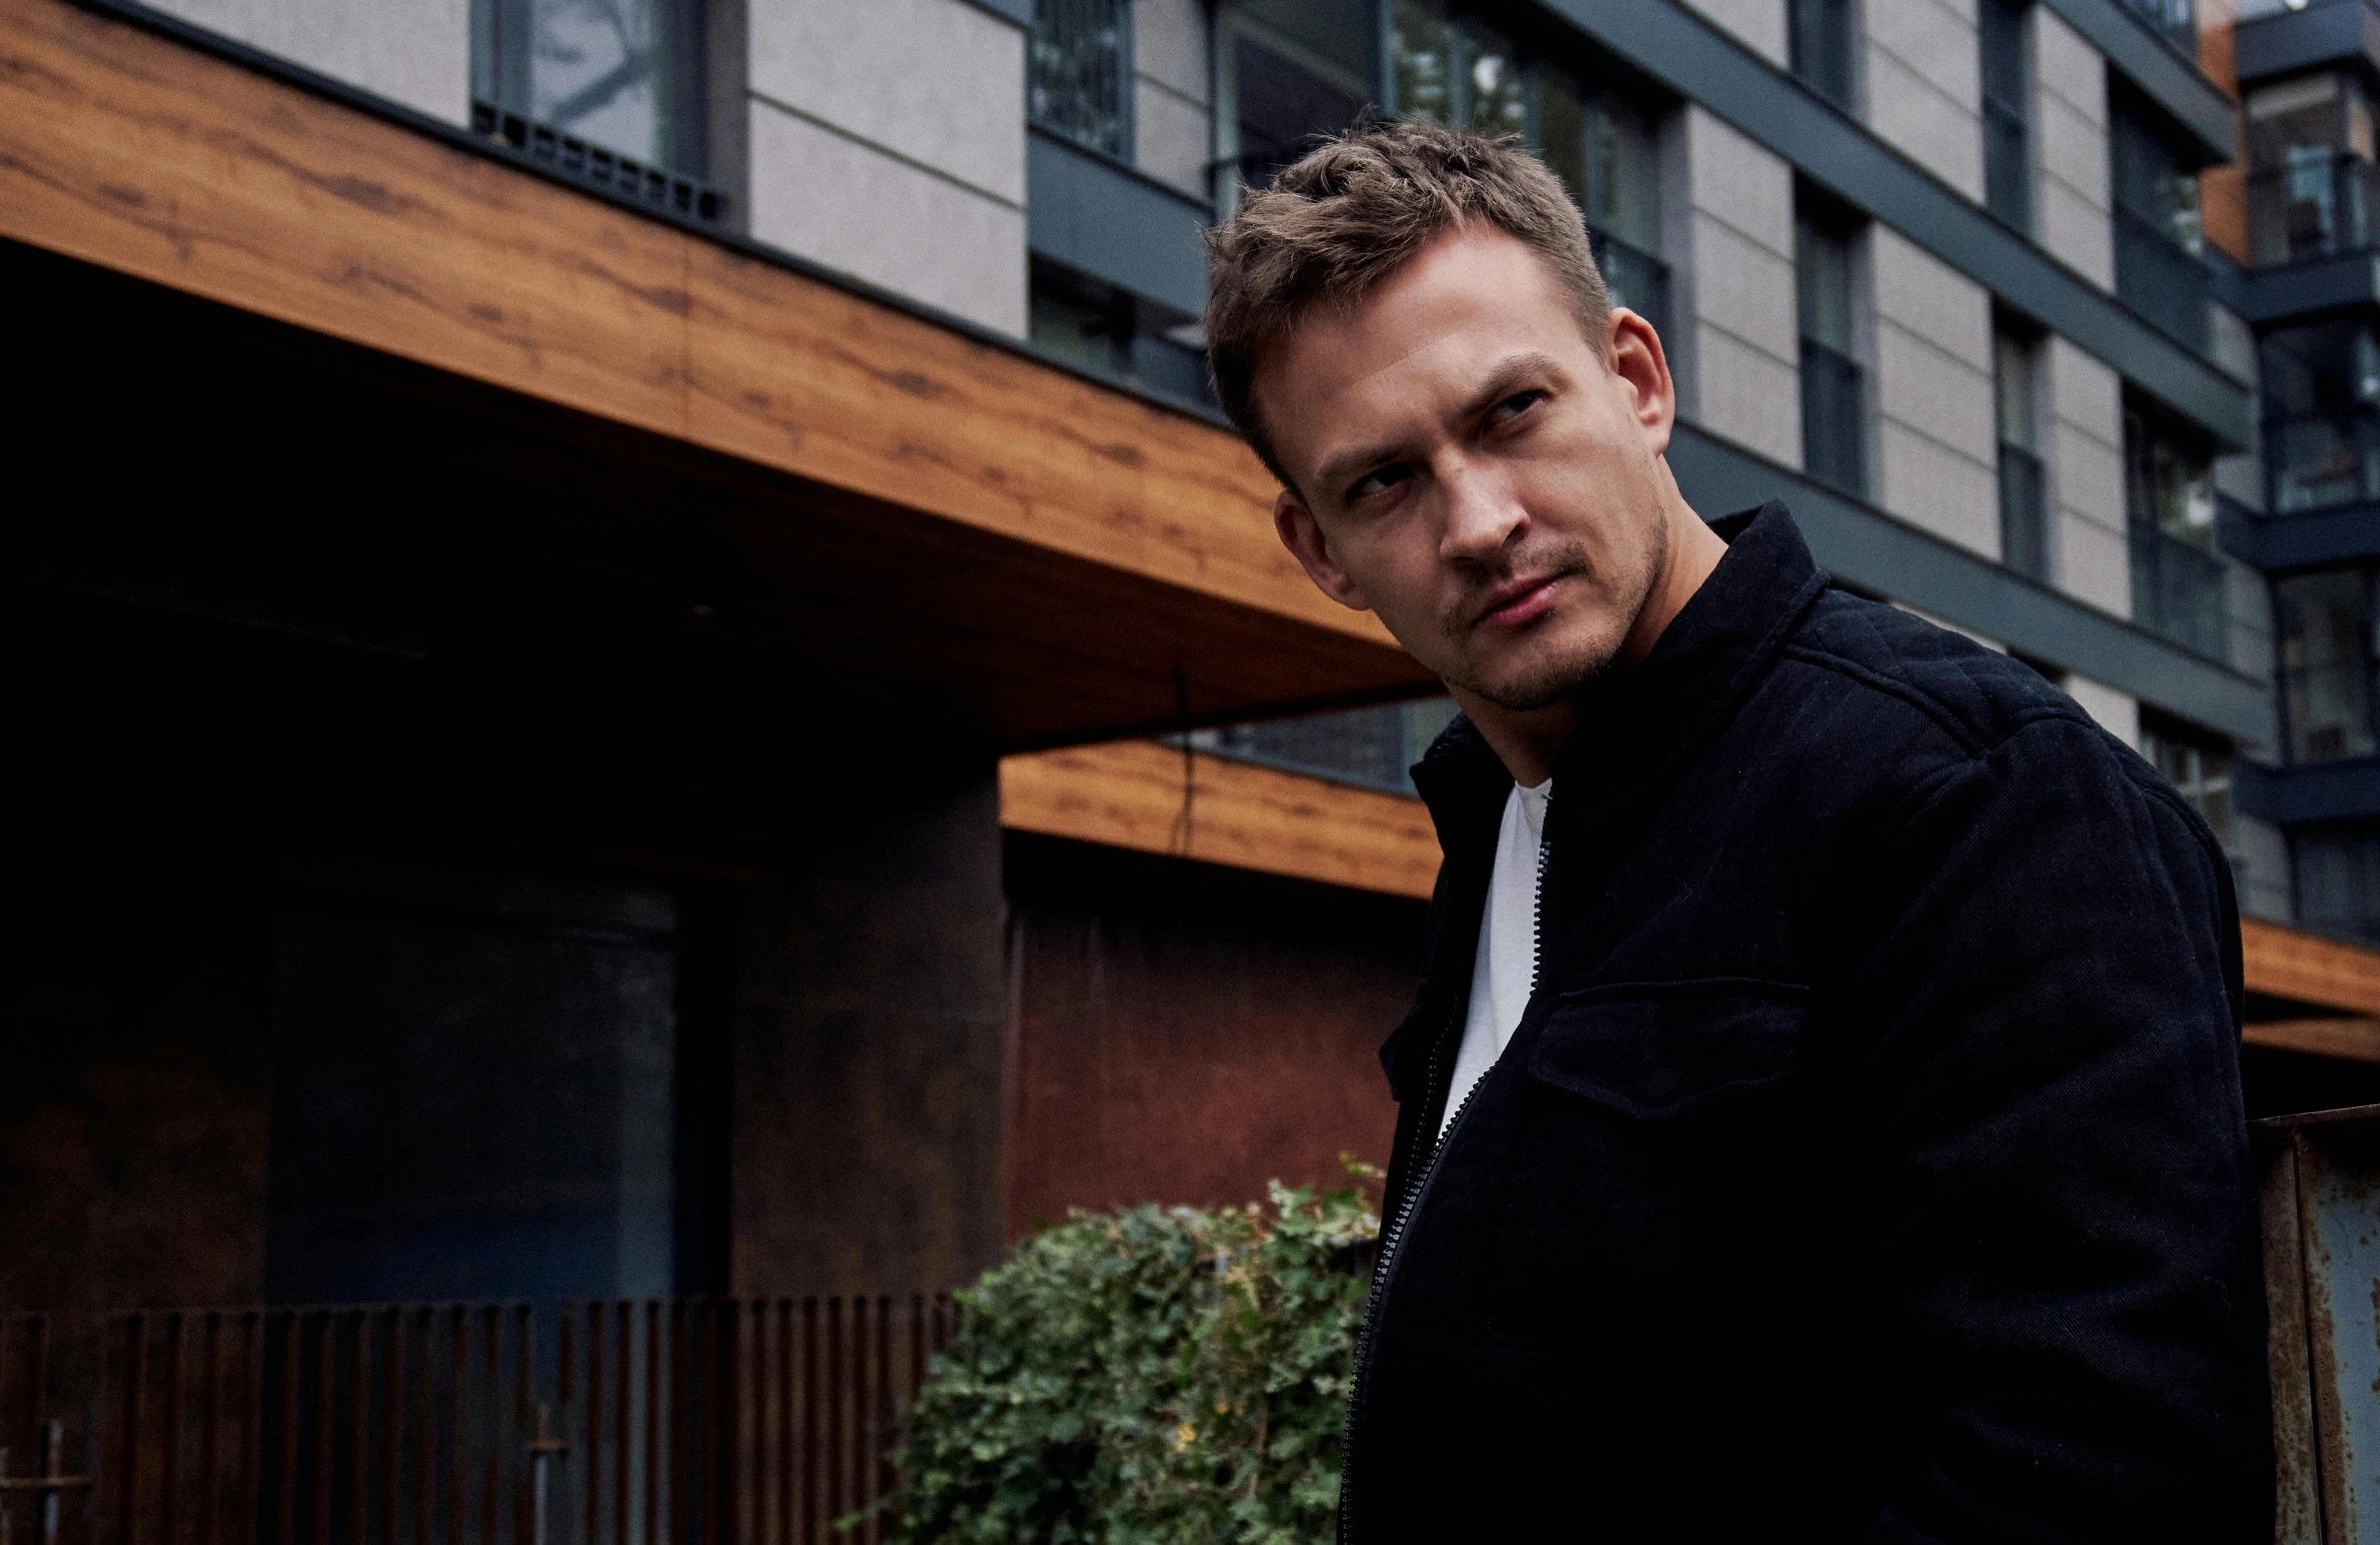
[{"x1": 1387, "y1": 504, "x2": 1828, "y2": 1093}]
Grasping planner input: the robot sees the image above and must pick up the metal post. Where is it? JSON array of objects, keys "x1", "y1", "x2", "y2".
[{"x1": 0, "y1": 1421, "x2": 94, "y2": 1545}]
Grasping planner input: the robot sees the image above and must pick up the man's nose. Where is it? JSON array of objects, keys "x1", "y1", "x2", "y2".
[{"x1": 1439, "y1": 463, "x2": 1524, "y2": 562}]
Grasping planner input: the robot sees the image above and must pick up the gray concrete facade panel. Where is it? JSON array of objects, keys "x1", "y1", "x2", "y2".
[{"x1": 1669, "y1": 423, "x2": 2278, "y2": 746}]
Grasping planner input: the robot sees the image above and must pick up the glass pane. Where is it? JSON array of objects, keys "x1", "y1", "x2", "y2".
[
  {"x1": 2295, "y1": 826, "x2": 2380, "y2": 943},
  {"x1": 2125, "y1": 408, "x2": 2216, "y2": 549},
  {"x1": 1031, "y1": 0, "x2": 1131, "y2": 160},
  {"x1": 532, "y1": 0, "x2": 666, "y2": 167},
  {"x1": 1232, "y1": 35, "x2": 1368, "y2": 188},
  {"x1": 1796, "y1": 215, "x2": 1855, "y2": 354},
  {"x1": 1390, "y1": 1, "x2": 1454, "y2": 125},
  {"x1": 1585, "y1": 96, "x2": 1660, "y2": 250},
  {"x1": 2277, "y1": 571, "x2": 2377, "y2": 764},
  {"x1": 2246, "y1": 73, "x2": 2345, "y2": 175},
  {"x1": 1236, "y1": 0, "x2": 1375, "y2": 82},
  {"x1": 1994, "y1": 331, "x2": 2036, "y2": 451},
  {"x1": 1462, "y1": 23, "x2": 1527, "y2": 137},
  {"x1": 1535, "y1": 67, "x2": 1588, "y2": 205},
  {"x1": 1787, "y1": 0, "x2": 1854, "y2": 110}
]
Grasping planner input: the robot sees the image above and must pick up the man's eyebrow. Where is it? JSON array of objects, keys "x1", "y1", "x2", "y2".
[{"x1": 1312, "y1": 351, "x2": 1569, "y2": 498}]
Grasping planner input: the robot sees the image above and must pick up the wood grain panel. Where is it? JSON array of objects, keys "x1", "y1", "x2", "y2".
[
  {"x1": 0, "y1": 0, "x2": 1396, "y2": 654},
  {"x1": 2243, "y1": 917, "x2": 2380, "y2": 1016},
  {"x1": 1000, "y1": 740, "x2": 1444, "y2": 900},
  {"x1": 2244, "y1": 1018, "x2": 2380, "y2": 1066}
]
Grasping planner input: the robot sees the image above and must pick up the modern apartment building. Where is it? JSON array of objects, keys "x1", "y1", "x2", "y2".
[{"x1": 11, "y1": 0, "x2": 2380, "y2": 1330}]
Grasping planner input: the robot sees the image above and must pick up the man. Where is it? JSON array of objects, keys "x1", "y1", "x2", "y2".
[{"x1": 1204, "y1": 121, "x2": 2269, "y2": 1540}]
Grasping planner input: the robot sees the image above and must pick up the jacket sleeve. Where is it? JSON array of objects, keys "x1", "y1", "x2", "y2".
[{"x1": 1849, "y1": 713, "x2": 2271, "y2": 1543}]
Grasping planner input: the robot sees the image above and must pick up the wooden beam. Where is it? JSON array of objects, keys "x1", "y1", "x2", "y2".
[
  {"x1": 0, "y1": 0, "x2": 1403, "y2": 662},
  {"x1": 1000, "y1": 741, "x2": 1444, "y2": 901},
  {"x1": 2244, "y1": 1018, "x2": 2380, "y2": 1066},
  {"x1": 2242, "y1": 917, "x2": 2380, "y2": 1017}
]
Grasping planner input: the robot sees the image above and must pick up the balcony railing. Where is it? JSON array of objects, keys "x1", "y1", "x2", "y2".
[
  {"x1": 2129, "y1": 525, "x2": 2230, "y2": 660},
  {"x1": 2270, "y1": 410, "x2": 2380, "y2": 514},
  {"x1": 1998, "y1": 442, "x2": 2050, "y2": 582},
  {"x1": 2114, "y1": 205, "x2": 2210, "y2": 351},
  {"x1": 1590, "y1": 229, "x2": 1673, "y2": 344},
  {"x1": 2250, "y1": 153, "x2": 2380, "y2": 267},
  {"x1": 1800, "y1": 339, "x2": 1867, "y2": 497}
]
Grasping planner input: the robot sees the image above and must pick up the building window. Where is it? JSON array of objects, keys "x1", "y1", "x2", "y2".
[
  {"x1": 1196, "y1": 699, "x2": 1461, "y2": 796},
  {"x1": 2140, "y1": 713, "x2": 2234, "y2": 852},
  {"x1": 1797, "y1": 196, "x2": 1867, "y2": 498},
  {"x1": 2124, "y1": 397, "x2": 2227, "y2": 659},
  {"x1": 1384, "y1": 4, "x2": 1526, "y2": 135},
  {"x1": 2263, "y1": 320, "x2": 2380, "y2": 515},
  {"x1": 1029, "y1": 258, "x2": 1212, "y2": 404},
  {"x1": 1217, "y1": 1, "x2": 1374, "y2": 199},
  {"x1": 2293, "y1": 823, "x2": 2380, "y2": 944},
  {"x1": 1788, "y1": 0, "x2": 1857, "y2": 112},
  {"x1": 2111, "y1": 96, "x2": 2208, "y2": 349},
  {"x1": 2276, "y1": 569, "x2": 2378, "y2": 765},
  {"x1": 1995, "y1": 325, "x2": 2049, "y2": 581},
  {"x1": 2246, "y1": 72, "x2": 2378, "y2": 267},
  {"x1": 1538, "y1": 69, "x2": 1670, "y2": 337},
  {"x1": 2119, "y1": 0, "x2": 2196, "y2": 54},
  {"x1": 473, "y1": 0, "x2": 707, "y2": 177},
  {"x1": 1979, "y1": 0, "x2": 2032, "y2": 231},
  {"x1": 1031, "y1": 0, "x2": 1133, "y2": 161}
]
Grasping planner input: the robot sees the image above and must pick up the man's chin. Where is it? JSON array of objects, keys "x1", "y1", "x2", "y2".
[{"x1": 1458, "y1": 647, "x2": 1619, "y2": 713}]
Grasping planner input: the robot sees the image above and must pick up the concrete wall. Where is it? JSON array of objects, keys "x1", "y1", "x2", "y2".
[
  {"x1": 2044, "y1": 335, "x2": 2131, "y2": 617},
  {"x1": 1682, "y1": 0, "x2": 1787, "y2": 68},
  {"x1": 1870, "y1": 227, "x2": 1999, "y2": 557},
  {"x1": 1864, "y1": 0, "x2": 1983, "y2": 201},
  {"x1": 1133, "y1": 0, "x2": 1212, "y2": 200},
  {"x1": 143, "y1": 0, "x2": 470, "y2": 124},
  {"x1": 2066, "y1": 674, "x2": 2141, "y2": 746},
  {"x1": 1003, "y1": 836, "x2": 1420, "y2": 1235},
  {"x1": 2032, "y1": 7, "x2": 2114, "y2": 289},
  {"x1": 730, "y1": 770, "x2": 1009, "y2": 1297},
  {"x1": 744, "y1": 0, "x2": 1028, "y2": 334},
  {"x1": 1681, "y1": 106, "x2": 1802, "y2": 468}
]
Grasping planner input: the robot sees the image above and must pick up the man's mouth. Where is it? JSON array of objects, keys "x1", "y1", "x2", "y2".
[{"x1": 1471, "y1": 574, "x2": 1563, "y2": 632}]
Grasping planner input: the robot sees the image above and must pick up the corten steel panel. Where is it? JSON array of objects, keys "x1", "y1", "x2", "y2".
[
  {"x1": 1002, "y1": 834, "x2": 1425, "y2": 1236},
  {"x1": 2258, "y1": 1106, "x2": 2380, "y2": 1543}
]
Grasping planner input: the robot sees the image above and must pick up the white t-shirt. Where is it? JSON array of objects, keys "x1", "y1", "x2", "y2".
[{"x1": 1439, "y1": 777, "x2": 1551, "y2": 1137}]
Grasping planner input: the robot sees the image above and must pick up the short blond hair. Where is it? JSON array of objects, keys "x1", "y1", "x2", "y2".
[{"x1": 1203, "y1": 118, "x2": 1611, "y2": 485}]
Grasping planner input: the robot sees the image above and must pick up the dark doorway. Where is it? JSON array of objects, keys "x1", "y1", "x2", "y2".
[{"x1": 265, "y1": 861, "x2": 679, "y2": 1304}]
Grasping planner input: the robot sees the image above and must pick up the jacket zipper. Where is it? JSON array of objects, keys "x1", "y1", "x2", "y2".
[{"x1": 1339, "y1": 787, "x2": 1553, "y2": 1542}]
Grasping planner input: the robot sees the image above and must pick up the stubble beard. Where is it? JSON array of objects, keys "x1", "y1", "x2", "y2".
[{"x1": 1436, "y1": 534, "x2": 1663, "y2": 713}]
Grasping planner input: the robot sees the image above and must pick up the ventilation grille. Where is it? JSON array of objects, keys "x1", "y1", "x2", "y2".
[{"x1": 472, "y1": 101, "x2": 730, "y2": 225}]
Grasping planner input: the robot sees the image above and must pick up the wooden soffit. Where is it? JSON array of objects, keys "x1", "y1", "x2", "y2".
[{"x1": 0, "y1": 0, "x2": 1428, "y2": 737}]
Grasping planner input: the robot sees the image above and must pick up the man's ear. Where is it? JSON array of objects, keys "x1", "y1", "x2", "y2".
[
  {"x1": 1274, "y1": 492, "x2": 1372, "y2": 612},
  {"x1": 1607, "y1": 308, "x2": 1676, "y2": 458}
]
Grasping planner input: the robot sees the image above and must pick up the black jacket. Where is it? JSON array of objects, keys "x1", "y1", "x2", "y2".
[{"x1": 1340, "y1": 506, "x2": 2270, "y2": 1543}]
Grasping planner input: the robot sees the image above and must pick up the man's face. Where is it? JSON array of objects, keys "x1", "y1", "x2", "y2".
[{"x1": 1258, "y1": 227, "x2": 1678, "y2": 711}]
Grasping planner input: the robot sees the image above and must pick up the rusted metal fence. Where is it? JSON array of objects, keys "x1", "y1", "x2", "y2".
[{"x1": 0, "y1": 1298, "x2": 957, "y2": 1545}]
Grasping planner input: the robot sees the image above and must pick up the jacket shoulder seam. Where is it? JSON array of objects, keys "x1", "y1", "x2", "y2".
[{"x1": 1777, "y1": 643, "x2": 2086, "y2": 759}]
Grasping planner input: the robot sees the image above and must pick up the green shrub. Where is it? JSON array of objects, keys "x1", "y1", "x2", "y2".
[{"x1": 889, "y1": 1176, "x2": 1380, "y2": 1545}]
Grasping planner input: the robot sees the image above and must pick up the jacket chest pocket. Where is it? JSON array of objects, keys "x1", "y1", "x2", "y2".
[
  {"x1": 1486, "y1": 980, "x2": 1809, "y2": 1348},
  {"x1": 1525, "y1": 978, "x2": 1806, "y2": 1117}
]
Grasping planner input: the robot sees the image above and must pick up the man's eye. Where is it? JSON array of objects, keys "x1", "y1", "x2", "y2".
[
  {"x1": 1347, "y1": 464, "x2": 1411, "y2": 501},
  {"x1": 1488, "y1": 390, "x2": 1546, "y2": 428}
]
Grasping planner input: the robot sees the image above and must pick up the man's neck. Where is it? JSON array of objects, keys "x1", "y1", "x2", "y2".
[{"x1": 1450, "y1": 488, "x2": 1727, "y2": 788}]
